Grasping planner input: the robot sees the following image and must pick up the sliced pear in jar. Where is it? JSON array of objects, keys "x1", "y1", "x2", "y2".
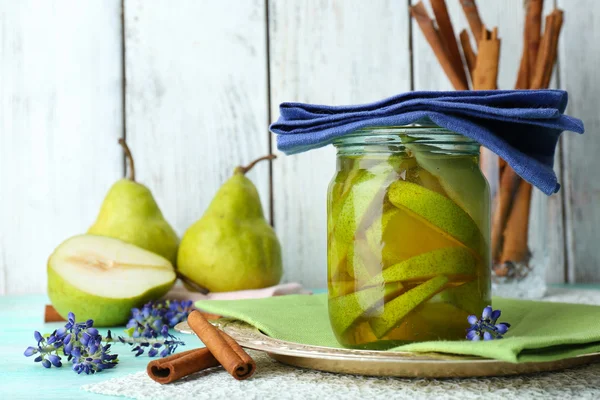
[
  {"x1": 330, "y1": 166, "x2": 396, "y2": 277},
  {"x1": 47, "y1": 234, "x2": 176, "y2": 326},
  {"x1": 362, "y1": 247, "x2": 476, "y2": 288},
  {"x1": 329, "y1": 282, "x2": 404, "y2": 336},
  {"x1": 369, "y1": 275, "x2": 449, "y2": 338},
  {"x1": 405, "y1": 143, "x2": 489, "y2": 236},
  {"x1": 344, "y1": 238, "x2": 382, "y2": 284},
  {"x1": 365, "y1": 207, "x2": 467, "y2": 268},
  {"x1": 441, "y1": 279, "x2": 489, "y2": 316},
  {"x1": 387, "y1": 180, "x2": 486, "y2": 258}
]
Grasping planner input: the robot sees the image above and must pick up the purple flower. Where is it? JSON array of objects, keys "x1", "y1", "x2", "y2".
[
  {"x1": 48, "y1": 354, "x2": 62, "y2": 367},
  {"x1": 466, "y1": 305, "x2": 511, "y2": 341},
  {"x1": 24, "y1": 346, "x2": 37, "y2": 357}
]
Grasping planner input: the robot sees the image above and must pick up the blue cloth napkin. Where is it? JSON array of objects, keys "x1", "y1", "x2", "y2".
[{"x1": 269, "y1": 90, "x2": 584, "y2": 195}]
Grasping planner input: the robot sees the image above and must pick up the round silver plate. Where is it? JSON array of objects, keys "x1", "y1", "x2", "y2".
[{"x1": 175, "y1": 319, "x2": 600, "y2": 378}]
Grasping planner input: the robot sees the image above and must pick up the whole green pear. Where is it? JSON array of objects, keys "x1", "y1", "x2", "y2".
[
  {"x1": 88, "y1": 139, "x2": 179, "y2": 265},
  {"x1": 177, "y1": 155, "x2": 283, "y2": 292}
]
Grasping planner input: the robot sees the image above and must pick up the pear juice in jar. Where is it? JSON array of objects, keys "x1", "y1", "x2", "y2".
[{"x1": 327, "y1": 127, "x2": 490, "y2": 349}]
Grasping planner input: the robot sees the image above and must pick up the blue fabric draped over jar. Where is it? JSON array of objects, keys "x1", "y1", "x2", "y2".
[{"x1": 269, "y1": 90, "x2": 584, "y2": 195}]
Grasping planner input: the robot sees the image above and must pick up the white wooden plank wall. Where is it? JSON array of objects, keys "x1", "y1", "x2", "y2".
[
  {"x1": 0, "y1": 0, "x2": 123, "y2": 294},
  {"x1": 0, "y1": 0, "x2": 598, "y2": 294}
]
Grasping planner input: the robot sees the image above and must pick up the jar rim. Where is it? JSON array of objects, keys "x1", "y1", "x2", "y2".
[{"x1": 332, "y1": 123, "x2": 478, "y2": 148}]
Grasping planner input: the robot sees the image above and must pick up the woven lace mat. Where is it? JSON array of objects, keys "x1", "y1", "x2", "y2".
[{"x1": 82, "y1": 288, "x2": 600, "y2": 400}]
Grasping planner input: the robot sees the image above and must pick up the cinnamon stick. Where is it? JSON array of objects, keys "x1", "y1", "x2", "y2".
[
  {"x1": 187, "y1": 310, "x2": 256, "y2": 380},
  {"x1": 430, "y1": 0, "x2": 468, "y2": 89},
  {"x1": 459, "y1": 0, "x2": 484, "y2": 44},
  {"x1": 525, "y1": 0, "x2": 544, "y2": 83},
  {"x1": 147, "y1": 348, "x2": 220, "y2": 384},
  {"x1": 410, "y1": 1, "x2": 469, "y2": 90},
  {"x1": 472, "y1": 26, "x2": 500, "y2": 90},
  {"x1": 542, "y1": 10, "x2": 563, "y2": 88},
  {"x1": 531, "y1": 11, "x2": 563, "y2": 89},
  {"x1": 491, "y1": 167, "x2": 520, "y2": 262},
  {"x1": 515, "y1": 34, "x2": 530, "y2": 89},
  {"x1": 500, "y1": 179, "x2": 533, "y2": 264},
  {"x1": 459, "y1": 29, "x2": 477, "y2": 83},
  {"x1": 45, "y1": 304, "x2": 65, "y2": 322}
]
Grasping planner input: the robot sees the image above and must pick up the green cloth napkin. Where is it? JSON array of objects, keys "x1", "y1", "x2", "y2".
[{"x1": 195, "y1": 294, "x2": 600, "y2": 363}]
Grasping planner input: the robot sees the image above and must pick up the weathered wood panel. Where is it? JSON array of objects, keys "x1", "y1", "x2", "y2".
[
  {"x1": 0, "y1": 0, "x2": 123, "y2": 294},
  {"x1": 124, "y1": 0, "x2": 271, "y2": 242},
  {"x1": 557, "y1": 0, "x2": 600, "y2": 283},
  {"x1": 269, "y1": 0, "x2": 412, "y2": 287}
]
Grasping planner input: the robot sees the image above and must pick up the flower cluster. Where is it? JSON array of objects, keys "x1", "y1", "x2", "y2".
[
  {"x1": 120, "y1": 300, "x2": 192, "y2": 357},
  {"x1": 466, "y1": 306, "x2": 511, "y2": 341},
  {"x1": 24, "y1": 312, "x2": 118, "y2": 374},
  {"x1": 118, "y1": 326, "x2": 185, "y2": 358},
  {"x1": 24, "y1": 300, "x2": 190, "y2": 374},
  {"x1": 126, "y1": 300, "x2": 193, "y2": 336}
]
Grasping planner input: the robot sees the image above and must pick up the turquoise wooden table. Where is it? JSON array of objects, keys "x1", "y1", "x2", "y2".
[
  {"x1": 3, "y1": 286, "x2": 600, "y2": 399},
  {"x1": 0, "y1": 294, "x2": 205, "y2": 400}
]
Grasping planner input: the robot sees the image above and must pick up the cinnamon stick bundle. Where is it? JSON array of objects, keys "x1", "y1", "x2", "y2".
[
  {"x1": 147, "y1": 348, "x2": 219, "y2": 384},
  {"x1": 410, "y1": 1, "x2": 469, "y2": 90},
  {"x1": 187, "y1": 310, "x2": 256, "y2": 380}
]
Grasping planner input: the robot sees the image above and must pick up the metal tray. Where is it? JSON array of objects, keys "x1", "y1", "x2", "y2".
[{"x1": 175, "y1": 319, "x2": 600, "y2": 378}]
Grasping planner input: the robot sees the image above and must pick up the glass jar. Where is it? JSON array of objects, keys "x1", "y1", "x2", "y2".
[{"x1": 327, "y1": 125, "x2": 491, "y2": 349}]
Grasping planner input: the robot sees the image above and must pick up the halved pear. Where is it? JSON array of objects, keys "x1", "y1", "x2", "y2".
[
  {"x1": 362, "y1": 247, "x2": 476, "y2": 288},
  {"x1": 329, "y1": 282, "x2": 404, "y2": 336},
  {"x1": 387, "y1": 180, "x2": 486, "y2": 258},
  {"x1": 369, "y1": 275, "x2": 449, "y2": 338},
  {"x1": 48, "y1": 234, "x2": 176, "y2": 326}
]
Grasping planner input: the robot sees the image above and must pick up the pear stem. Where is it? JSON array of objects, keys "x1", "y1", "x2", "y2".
[
  {"x1": 118, "y1": 138, "x2": 136, "y2": 181},
  {"x1": 236, "y1": 154, "x2": 277, "y2": 175}
]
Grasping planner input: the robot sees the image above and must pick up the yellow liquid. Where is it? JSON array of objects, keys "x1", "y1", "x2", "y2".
[{"x1": 327, "y1": 153, "x2": 490, "y2": 349}]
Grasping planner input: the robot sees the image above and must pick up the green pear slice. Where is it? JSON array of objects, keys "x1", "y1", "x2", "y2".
[
  {"x1": 405, "y1": 143, "x2": 489, "y2": 235},
  {"x1": 441, "y1": 279, "x2": 490, "y2": 316},
  {"x1": 344, "y1": 238, "x2": 382, "y2": 283},
  {"x1": 387, "y1": 180, "x2": 485, "y2": 258},
  {"x1": 369, "y1": 275, "x2": 449, "y2": 338},
  {"x1": 329, "y1": 282, "x2": 404, "y2": 335},
  {"x1": 416, "y1": 167, "x2": 448, "y2": 196},
  {"x1": 331, "y1": 166, "x2": 396, "y2": 276},
  {"x1": 48, "y1": 234, "x2": 176, "y2": 326},
  {"x1": 363, "y1": 247, "x2": 476, "y2": 288},
  {"x1": 365, "y1": 207, "x2": 469, "y2": 268}
]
